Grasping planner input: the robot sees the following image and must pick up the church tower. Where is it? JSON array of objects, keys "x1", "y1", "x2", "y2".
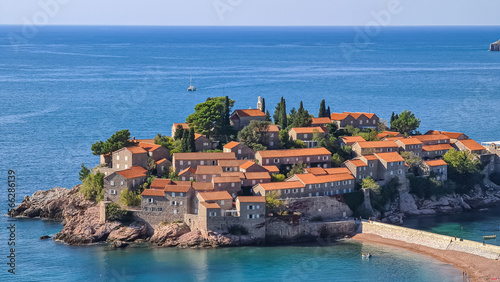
[{"x1": 257, "y1": 96, "x2": 263, "y2": 112}]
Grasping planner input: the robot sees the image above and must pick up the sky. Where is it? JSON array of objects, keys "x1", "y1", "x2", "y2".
[{"x1": 1, "y1": 0, "x2": 499, "y2": 26}]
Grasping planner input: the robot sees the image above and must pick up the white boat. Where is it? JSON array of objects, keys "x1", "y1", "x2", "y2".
[
  {"x1": 361, "y1": 252, "x2": 372, "y2": 258},
  {"x1": 187, "y1": 73, "x2": 196, "y2": 91}
]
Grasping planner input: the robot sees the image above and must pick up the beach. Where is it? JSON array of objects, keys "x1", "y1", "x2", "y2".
[{"x1": 352, "y1": 233, "x2": 500, "y2": 281}]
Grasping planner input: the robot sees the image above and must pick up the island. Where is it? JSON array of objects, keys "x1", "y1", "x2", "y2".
[
  {"x1": 490, "y1": 39, "x2": 500, "y2": 51},
  {"x1": 9, "y1": 96, "x2": 500, "y2": 280}
]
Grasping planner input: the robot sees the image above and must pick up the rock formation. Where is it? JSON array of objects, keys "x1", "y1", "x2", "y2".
[{"x1": 490, "y1": 40, "x2": 500, "y2": 51}]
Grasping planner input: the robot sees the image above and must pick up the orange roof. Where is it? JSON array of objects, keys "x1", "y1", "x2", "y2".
[
  {"x1": 141, "y1": 189, "x2": 164, "y2": 197},
  {"x1": 133, "y1": 139, "x2": 155, "y2": 144},
  {"x1": 422, "y1": 144, "x2": 453, "y2": 152},
  {"x1": 192, "y1": 182, "x2": 214, "y2": 192},
  {"x1": 457, "y1": 139, "x2": 485, "y2": 151},
  {"x1": 375, "y1": 152, "x2": 405, "y2": 163},
  {"x1": 194, "y1": 133, "x2": 206, "y2": 140},
  {"x1": 305, "y1": 167, "x2": 327, "y2": 175},
  {"x1": 240, "y1": 161, "x2": 256, "y2": 170},
  {"x1": 116, "y1": 166, "x2": 147, "y2": 179},
  {"x1": 311, "y1": 117, "x2": 332, "y2": 125},
  {"x1": 262, "y1": 165, "x2": 280, "y2": 173},
  {"x1": 344, "y1": 112, "x2": 376, "y2": 119},
  {"x1": 268, "y1": 124, "x2": 280, "y2": 132},
  {"x1": 257, "y1": 181, "x2": 305, "y2": 191},
  {"x1": 212, "y1": 176, "x2": 241, "y2": 183},
  {"x1": 233, "y1": 109, "x2": 266, "y2": 117},
  {"x1": 179, "y1": 167, "x2": 196, "y2": 176},
  {"x1": 244, "y1": 172, "x2": 271, "y2": 180},
  {"x1": 125, "y1": 146, "x2": 148, "y2": 154},
  {"x1": 293, "y1": 173, "x2": 354, "y2": 185},
  {"x1": 173, "y1": 123, "x2": 190, "y2": 129},
  {"x1": 156, "y1": 158, "x2": 168, "y2": 165},
  {"x1": 363, "y1": 155, "x2": 379, "y2": 161},
  {"x1": 223, "y1": 141, "x2": 240, "y2": 149},
  {"x1": 164, "y1": 185, "x2": 191, "y2": 193},
  {"x1": 412, "y1": 134, "x2": 450, "y2": 142},
  {"x1": 376, "y1": 131, "x2": 402, "y2": 138},
  {"x1": 237, "y1": 196, "x2": 265, "y2": 203},
  {"x1": 330, "y1": 113, "x2": 349, "y2": 121},
  {"x1": 150, "y1": 178, "x2": 172, "y2": 189},
  {"x1": 382, "y1": 137, "x2": 400, "y2": 141},
  {"x1": 342, "y1": 136, "x2": 366, "y2": 143},
  {"x1": 257, "y1": 147, "x2": 331, "y2": 158},
  {"x1": 137, "y1": 142, "x2": 162, "y2": 152},
  {"x1": 219, "y1": 159, "x2": 248, "y2": 167},
  {"x1": 221, "y1": 171, "x2": 245, "y2": 178},
  {"x1": 196, "y1": 165, "x2": 223, "y2": 175},
  {"x1": 290, "y1": 127, "x2": 325, "y2": 134},
  {"x1": 425, "y1": 159, "x2": 447, "y2": 167},
  {"x1": 324, "y1": 167, "x2": 352, "y2": 175},
  {"x1": 356, "y1": 141, "x2": 398, "y2": 148},
  {"x1": 347, "y1": 159, "x2": 368, "y2": 167},
  {"x1": 396, "y1": 138, "x2": 423, "y2": 145},
  {"x1": 173, "y1": 152, "x2": 236, "y2": 161},
  {"x1": 200, "y1": 202, "x2": 220, "y2": 209},
  {"x1": 425, "y1": 130, "x2": 467, "y2": 140},
  {"x1": 198, "y1": 191, "x2": 232, "y2": 201}
]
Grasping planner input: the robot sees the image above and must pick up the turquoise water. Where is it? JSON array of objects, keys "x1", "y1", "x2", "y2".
[{"x1": 1, "y1": 25, "x2": 500, "y2": 280}]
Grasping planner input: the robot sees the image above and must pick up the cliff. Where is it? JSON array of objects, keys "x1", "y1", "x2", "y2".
[{"x1": 490, "y1": 40, "x2": 500, "y2": 51}]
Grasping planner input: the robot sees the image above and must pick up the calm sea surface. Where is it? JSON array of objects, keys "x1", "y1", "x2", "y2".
[{"x1": 1, "y1": 25, "x2": 499, "y2": 281}]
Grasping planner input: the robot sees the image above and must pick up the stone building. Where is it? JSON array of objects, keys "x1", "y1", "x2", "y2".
[
  {"x1": 104, "y1": 166, "x2": 147, "y2": 203},
  {"x1": 454, "y1": 139, "x2": 487, "y2": 155},
  {"x1": 255, "y1": 147, "x2": 332, "y2": 171},
  {"x1": 172, "y1": 152, "x2": 236, "y2": 172},
  {"x1": 223, "y1": 141, "x2": 255, "y2": 160},
  {"x1": 421, "y1": 144, "x2": 453, "y2": 159},
  {"x1": 352, "y1": 141, "x2": 399, "y2": 157},
  {"x1": 340, "y1": 136, "x2": 366, "y2": 147},
  {"x1": 395, "y1": 138, "x2": 423, "y2": 157},
  {"x1": 212, "y1": 176, "x2": 242, "y2": 197},
  {"x1": 230, "y1": 109, "x2": 267, "y2": 130},
  {"x1": 195, "y1": 165, "x2": 223, "y2": 183},
  {"x1": 179, "y1": 167, "x2": 196, "y2": 181},
  {"x1": 419, "y1": 159, "x2": 448, "y2": 181},
  {"x1": 330, "y1": 112, "x2": 379, "y2": 129},
  {"x1": 288, "y1": 127, "x2": 326, "y2": 148},
  {"x1": 344, "y1": 152, "x2": 405, "y2": 184}
]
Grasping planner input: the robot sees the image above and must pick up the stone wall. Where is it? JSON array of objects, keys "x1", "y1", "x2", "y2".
[
  {"x1": 286, "y1": 196, "x2": 353, "y2": 219},
  {"x1": 360, "y1": 220, "x2": 500, "y2": 259}
]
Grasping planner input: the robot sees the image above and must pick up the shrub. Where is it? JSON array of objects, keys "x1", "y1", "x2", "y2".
[
  {"x1": 271, "y1": 173, "x2": 286, "y2": 182},
  {"x1": 106, "y1": 203, "x2": 132, "y2": 222},
  {"x1": 228, "y1": 225, "x2": 248, "y2": 235},
  {"x1": 80, "y1": 172, "x2": 104, "y2": 202},
  {"x1": 120, "y1": 189, "x2": 141, "y2": 207}
]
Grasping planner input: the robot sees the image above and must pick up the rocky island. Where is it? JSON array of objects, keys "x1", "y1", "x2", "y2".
[{"x1": 490, "y1": 39, "x2": 500, "y2": 51}]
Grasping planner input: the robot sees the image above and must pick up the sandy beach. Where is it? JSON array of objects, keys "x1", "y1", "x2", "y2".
[{"x1": 352, "y1": 233, "x2": 500, "y2": 281}]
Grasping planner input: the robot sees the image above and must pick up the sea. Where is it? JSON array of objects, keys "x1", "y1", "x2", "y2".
[{"x1": 1, "y1": 25, "x2": 500, "y2": 281}]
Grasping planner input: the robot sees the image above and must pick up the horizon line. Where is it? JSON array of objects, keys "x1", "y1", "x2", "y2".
[{"x1": 1, "y1": 24, "x2": 500, "y2": 28}]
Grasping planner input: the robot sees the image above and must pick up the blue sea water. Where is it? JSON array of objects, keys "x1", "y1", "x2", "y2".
[{"x1": 1, "y1": 25, "x2": 500, "y2": 281}]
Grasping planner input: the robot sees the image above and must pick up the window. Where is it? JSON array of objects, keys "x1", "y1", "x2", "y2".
[
  {"x1": 336, "y1": 182, "x2": 340, "y2": 186},
  {"x1": 359, "y1": 167, "x2": 362, "y2": 172},
  {"x1": 158, "y1": 208, "x2": 163, "y2": 211},
  {"x1": 203, "y1": 142, "x2": 209, "y2": 146},
  {"x1": 324, "y1": 183, "x2": 328, "y2": 188},
  {"x1": 308, "y1": 185, "x2": 312, "y2": 189},
  {"x1": 248, "y1": 205, "x2": 254, "y2": 210},
  {"x1": 274, "y1": 158, "x2": 279, "y2": 163},
  {"x1": 270, "y1": 133, "x2": 274, "y2": 137},
  {"x1": 336, "y1": 190, "x2": 339, "y2": 194},
  {"x1": 182, "y1": 177, "x2": 186, "y2": 181},
  {"x1": 398, "y1": 170, "x2": 402, "y2": 175},
  {"x1": 292, "y1": 188, "x2": 298, "y2": 193},
  {"x1": 301, "y1": 188, "x2": 304, "y2": 193},
  {"x1": 349, "y1": 180, "x2": 352, "y2": 184},
  {"x1": 203, "y1": 175, "x2": 207, "y2": 179},
  {"x1": 231, "y1": 183, "x2": 235, "y2": 187},
  {"x1": 391, "y1": 162, "x2": 394, "y2": 167},
  {"x1": 218, "y1": 183, "x2": 222, "y2": 187},
  {"x1": 308, "y1": 193, "x2": 312, "y2": 197},
  {"x1": 200, "y1": 161, "x2": 204, "y2": 165},
  {"x1": 369, "y1": 163, "x2": 374, "y2": 167},
  {"x1": 316, "y1": 192, "x2": 319, "y2": 196},
  {"x1": 238, "y1": 149, "x2": 242, "y2": 154},
  {"x1": 390, "y1": 171, "x2": 394, "y2": 175},
  {"x1": 221, "y1": 200, "x2": 225, "y2": 205},
  {"x1": 110, "y1": 189, "x2": 116, "y2": 195},
  {"x1": 180, "y1": 201, "x2": 183, "y2": 205},
  {"x1": 124, "y1": 164, "x2": 128, "y2": 169},
  {"x1": 172, "y1": 192, "x2": 176, "y2": 197},
  {"x1": 360, "y1": 120, "x2": 363, "y2": 125},
  {"x1": 171, "y1": 201, "x2": 176, "y2": 205},
  {"x1": 270, "y1": 141, "x2": 274, "y2": 146},
  {"x1": 120, "y1": 181, "x2": 124, "y2": 185},
  {"x1": 110, "y1": 181, "x2": 115, "y2": 186},
  {"x1": 116, "y1": 156, "x2": 120, "y2": 160},
  {"x1": 304, "y1": 134, "x2": 308, "y2": 138},
  {"x1": 306, "y1": 157, "x2": 310, "y2": 162},
  {"x1": 151, "y1": 207, "x2": 157, "y2": 211},
  {"x1": 180, "y1": 161, "x2": 183, "y2": 165},
  {"x1": 174, "y1": 210, "x2": 178, "y2": 214},
  {"x1": 348, "y1": 188, "x2": 352, "y2": 192},
  {"x1": 148, "y1": 198, "x2": 153, "y2": 203},
  {"x1": 180, "y1": 193, "x2": 184, "y2": 197},
  {"x1": 252, "y1": 180, "x2": 256, "y2": 185},
  {"x1": 117, "y1": 164, "x2": 120, "y2": 169},
  {"x1": 343, "y1": 189, "x2": 346, "y2": 193},
  {"x1": 370, "y1": 172, "x2": 373, "y2": 176},
  {"x1": 323, "y1": 156, "x2": 328, "y2": 160}
]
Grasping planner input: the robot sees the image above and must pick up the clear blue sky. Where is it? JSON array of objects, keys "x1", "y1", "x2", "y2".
[{"x1": 1, "y1": 0, "x2": 499, "y2": 26}]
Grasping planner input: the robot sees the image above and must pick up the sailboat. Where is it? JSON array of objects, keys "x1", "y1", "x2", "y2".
[{"x1": 187, "y1": 73, "x2": 196, "y2": 91}]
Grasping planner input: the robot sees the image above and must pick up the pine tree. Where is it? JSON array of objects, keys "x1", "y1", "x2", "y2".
[
  {"x1": 390, "y1": 112, "x2": 395, "y2": 127},
  {"x1": 326, "y1": 106, "x2": 331, "y2": 118},
  {"x1": 318, "y1": 99, "x2": 326, "y2": 118},
  {"x1": 188, "y1": 128, "x2": 196, "y2": 152},
  {"x1": 279, "y1": 98, "x2": 287, "y2": 129},
  {"x1": 265, "y1": 110, "x2": 271, "y2": 122},
  {"x1": 273, "y1": 98, "x2": 283, "y2": 125},
  {"x1": 181, "y1": 130, "x2": 189, "y2": 152},
  {"x1": 262, "y1": 98, "x2": 266, "y2": 113}
]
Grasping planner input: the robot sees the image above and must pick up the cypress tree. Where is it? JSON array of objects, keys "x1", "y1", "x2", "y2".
[
  {"x1": 273, "y1": 98, "x2": 283, "y2": 125},
  {"x1": 174, "y1": 125, "x2": 184, "y2": 141},
  {"x1": 326, "y1": 106, "x2": 331, "y2": 118},
  {"x1": 279, "y1": 98, "x2": 287, "y2": 129},
  {"x1": 298, "y1": 101, "x2": 304, "y2": 113},
  {"x1": 318, "y1": 100, "x2": 326, "y2": 118},
  {"x1": 223, "y1": 96, "x2": 230, "y2": 127},
  {"x1": 188, "y1": 128, "x2": 196, "y2": 152},
  {"x1": 262, "y1": 98, "x2": 266, "y2": 113},
  {"x1": 181, "y1": 130, "x2": 189, "y2": 152},
  {"x1": 265, "y1": 110, "x2": 271, "y2": 122}
]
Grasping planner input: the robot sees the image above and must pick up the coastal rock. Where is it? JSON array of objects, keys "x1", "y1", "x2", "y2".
[
  {"x1": 107, "y1": 223, "x2": 147, "y2": 242},
  {"x1": 149, "y1": 222, "x2": 190, "y2": 245},
  {"x1": 490, "y1": 40, "x2": 500, "y2": 51},
  {"x1": 110, "y1": 241, "x2": 129, "y2": 248},
  {"x1": 40, "y1": 235, "x2": 51, "y2": 240},
  {"x1": 399, "y1": 192, "x2": 418, "y2": 214}
]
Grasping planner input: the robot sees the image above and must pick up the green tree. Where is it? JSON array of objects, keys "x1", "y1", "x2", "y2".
[
  {"x1": 120, "y1": 189, "x2": 141, "y2": 207},
  {"x1": 326, "y1": 106, "x2": 331, "y2": 118},
  {"x1": 188, "y1": 127, "x2": 196, "y2": 152},
  {"x1": 80, "y1": 172, "x2": 104, "y2": 202},
  {"x1": 265, "y1": 191, "x2": 285, "y2": 214},
  {"x1": 78, "y1": 163, "x2": 91, "y2": 182},
  {"x1": 443, "y1": 149, "x2": 483, "y2": 194},
  {"x1": 265, "y1": 110, "x2": 271, "y2": 122},
  {"x1": 186, "y1": 96, "x2": 235, "y2": 140},
  {"x1": 106, "y1": 203, "x2": 132, "y2": 222},
  {"x1": 261, "y1": 97, "x2": 266, "y2": 112},
  {"x1": 174, "y1": 125, "x2": 185, "y2": 141},
  {"x1": 289, "y1": 101, "x2": 312, "y2": 128},
  {"x1": 390, "y1": 112, "x2": 395, "y2": 128},
  {"x1": 154, "y1": 133, "x2": 174, "y2": 150},
  {"x1": 287, "y1": 161, "x2": 306, "y2": 177},
  {"x1": 318, "y1": 99, "x2": 326, "y2": 118},
  {"x1": 279, "y1": 129, "x2": 291, "y2": 149},
  {"x1": 331, "y1": 153, "x2": 344, "y2": 167},
  {"x1": 181, "y1": 130, "x2": 189, "y2": 152},
  {"x1": 237, "y1": 120, "x2": 271, "y2": 151},
  {"x1": 292, "y1": 139, "x2": 307, "y2": 149},
  {"x1": 279, "y1": 98, "x2": 288, "y2": 129},
  {"x1": 400, "y1": 151, "x2": 422, "y2": 174},
  {"x1": 273, "y1": 97, "x2": 283, "y2": 125},
  {"x1": 361, "y1": 177, "x2": 380, "y2": 193},
  {"x1": 271, "y1": 173, "x2": 286, "y2": 182},
  {"x1": 391, "y1": 110, "x2": 421, "y2": 135},
  {"x1": 91, "y1": 129, "x2": 131, "y2": 155}
]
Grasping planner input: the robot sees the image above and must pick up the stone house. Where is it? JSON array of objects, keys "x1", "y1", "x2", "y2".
[
  {"x1": 195, "y1": 165, "x2": 223, "y2": 183},
  {"x1": 422, "y1": 144, "x2": 453, "y2": 159},
  {"x1": 141, "y1": 179, "x2": 194, "y2": 222},
  {"x1": 262, "y1": 165, "x2": 280, "y2": 175},
  {"x1": 252, "y1": 181, "x2": 305, "y2": 199},
  {"x1": 344, "y1": 152, "x2": 405, "y2": 183},
  {"x1": 240, "y1": 161, "x2": 268, "y2": 173},
  {"x1": 194, "y1": 134, "x2": 216, "y2": 152},
  {"x1": 242, "y1": 172, "x2": 271, "y2": 187},
  {"x1": 424, "y1": 130, "x2": 469, "y2": 143},
  {"x1": 196, "y1": 191, "x2": 234, "y2": 213},
  {"x1": 287, "y1": 173, "x2": 356, "y2": 197},
  {"x1": 230, "y1": 109, "x2": 267, "y2": 130},
  {"x1": 172, "y1": 152, "x2": 236, "y2": 172},
  {"x1": 330, "y1": 113, "x2": 355, "y2": 128},
  {"x1": 112, "y1": 146, "x2": 148, "y2": 171},
  {"x1": 288, "y1": 127, "x2": 326, "y2": 148},
  {"x1": 419, "y1": 159, "x2": 448, "y2": 181},
  {"x1": 395, "y1": 138, "x2": 423, "y2": 157},
  {"x1": 262, "y1": 124, "x2": 280, "y2": 149},
  {"x1": 330, "y1": 112, "x2": 379, "y2": 129},
  {"x1": 454, "y1": 139, "x2": 486, "y2": 155},
  {"x1": 352, "y1": 141, "x2": 399, "y2": 157},
  {"x1": 306, "y1": 167, "x2": 352, "y2": 175},
  {"x1": 340, "y1": 136, "x2": 366, "y2": 147},
  {"x1": 411, "y1": 134, "x2": 450, "y2": 146},
  {"x1": 311, "y1": 117, "x2": 333, "y2": 128},
  {"x1": 155, "y1": 158, "x2": 171, "y2": 176},
  {"x1": 212, "y1": 176, "x2": 242, "y2": 197},
  {"x1": 179, "y1": 167, "x2": 196, "y2": 181},
  {"x1": 375, "y1": 152, "x2": 406, "y2": 182},
  {"x1": 218, "y1": 159, "x2": 249, "y2": 172},
  {"x1": 255, "y1": 147, "x2": 332, "y2": 171},
  {"x1": 223, "y1": 141, "x2": 255, "y2": 159},
  {"x1": 104, "y1": 166, "x2": 147, "y2": 203},
  {"x1": 236, "y1": 196, "x2": 266, "y2": 220}
]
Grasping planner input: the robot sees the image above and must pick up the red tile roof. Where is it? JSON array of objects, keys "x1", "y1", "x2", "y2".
[
  {"x1": 305, "y1": 167, "x2": 327, "y2": 175},
  {"x1": 347, "y1": 159, "x2": 368, "y2": 167},
  {"x1": 257, "y1": 147, "x2": 331, "y2": 158},
  {"x1": 293, "y1": 173, "x2": 354, "y2": 185},
  {"x1": 196, "y1": 165, "x2": 223, "y2": 175},
  {"x1": 137, "y1": 142, "x2": 162, "y2": 152},
  {"x1": 164, "y1": 185, "x2": 191, "y2": 193},
  {"x1": 173, "y1": 123, "x2": 190, "y2": 129},
  {"x1": 219, "y1": 159, "x2": 248, "y2": 167},
  {"x1": 116, "y1": 166, "x2": 147, "y2": 179},
  {"x1": 179, "y1": 167, "x2": 196, "y2": 176},
  {"x1": 342, "y1": 136, "x2": 366, "y2": 143},
  {"x1": 363, "y1": 155, "x2": 379, "y2": 161},
  {"x1": 221, "y1": 171, "x2": 245, "y2": 178},
  {"x1": 212, "y1": 176, "x2": 241, "y2": 183},
  {"x1": 422, "y1": 144, "x2": 453, "y2": 152},
  {"x1": 198, "y1": 191, "x2": 233, "y2": 201},
  {"x1": 375, "y1": 152, "x2": 405, "y2": 163},
  {"x1": 382, "y1": 137, "x2": 400, "y2": 141},
  {"x1": 425, "y1": 130, "x2": 467, "y2": 140},
  {"x1": 262, "y1": 165, "x2": 280, "y2": 173},
  {"x1": 194, "y1": 133, "x2": 206, "y2": 140},
  {"x1": 125, "y1": 146, "x2": 148, "y2": 154},
  {"x1": 330, "y1": 113, "x2": 349, "y2": 121},
  {"x1": 268, "y1": 124, "x2": 280, "y2": 132},
  {"x1": 200, "y1": 202, "x2": 220, "y2": 209},
  {"x1": 311, "y1": 117, "x2": 332, "y2": 125},
  {"x1": 156, "y1": 158, "x2": 169, "y2": 165},
  {"x1": 141, "y1": 189, "x2": 164, "y2": 197},
  {"x1": 257, "y1": 181, "x2": 305, "y2": 191},
  {"x1": 244, "y1": 172, "x2": 271, "y2": 180},
  {"x1": 173, "y1": 152, "x2": 236, "y2": 161},
  {"x1": 457, "y1": 139, "x2": 485, "y2": 151},
  {"x1": 223, "y1": 141, "x2": 240, "y2": 149},
  {"x1": 411, "y1": 134, "x2": 450, "y2": 142},
  {"x1": 324, "y1": 167, "x2": 352, "y2": 175},
  {"x1": 290, "y1": 127, "x2": 325, "y2": 134},
  {"x1": 356, "y1": 141, "x2": 398, "y2": 148},
  {"x1": 376, "y1": 131, "x2": 402, "y2": 138},
  {"x1": 396, "y1": 138, "x2": 423, "y2": 145},
  {"x1": 192, "y1": 182, "x2": 214, "y2": 192},
  {"x1": 240, "y1": 161, "x2": 257, "y2": 170},
  {"x1": 233, "y1": 109, "x2": 266, "y2": 117},
  {"x1": 424, "y1": 159, "x2": 447, "y2": 167},
  {"x1": 150, "y1": 178, "x2": 172, "y2": 189},
  {"x1": 237, "y1": 196, "x2": 265, "y2": 203},
  {"x1": 344, "y1": 112, "x2": 376, "y2": 119}
]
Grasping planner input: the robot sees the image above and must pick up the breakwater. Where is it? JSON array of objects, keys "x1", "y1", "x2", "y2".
[{"x1": 360, "y1": 220, "x2": 500, "y2": 260}]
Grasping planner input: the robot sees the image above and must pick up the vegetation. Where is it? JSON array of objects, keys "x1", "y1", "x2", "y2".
[
  {"x1": 443, "y1": 149, "x2": 483, "y2": 194},
  {"x1": 265, "y1": 191, "x2": 285, "y2": 215},
  {"x1": 271, "y1": 173, "x2": 286, "y2": 182},
  {"x1": 391, "y1": 110, "x2": 421, "y2": 135},
  {"x1": 120, "y1": 189, "x2": 141, "y2": 207},
  {"x1": 279, "y1": 129, "x2": 292, "y2": 149},
  {"x1": 318, "y1": 99, "x2": 326, "y2": 118},
  {"x1": 362, "y1": 177, "x2": 400, "y2": 212},
  {"x1": 106, "y1": 203, "x2": 132, "y2": 222},
  {"x1": 78, "y1": 163, "x2": 91, "y2": 182},
  {"x1": 91, "y1": 129, "x2": 131, "y2": 155},
  {"x1": 273, "y1": 97, "x2": 288, "y2": 129},
  {"x1": 400, "y1": 151, "x2": 422, "y2": 174},
  {"x1": 154, "y1": 134, "x2": 174, "y2": 150},
  {"x1": 288, "y1": 101, "x2": 312, "y2": 129},
  {"x1": 228, "y1": 225, "x2": 249, "y2": 235},
  {"x1": 186, "y1": 96, "x2": 235, "y2": 141},
  {"x1": 174, "y1": 125, "x2": 185, "y2": 141},
  {"x1": 80, "y1": 172, "x2": 104, "y2": 202},
  {"x1": 287, "y1": 161, "x2": 306, "y2": 177},
  {"x1": 408, "y1": 175, "x2": 456, "y2": 199},
  {"x1": 237, "y1": 120, "x2": 272, "y2": 151}
]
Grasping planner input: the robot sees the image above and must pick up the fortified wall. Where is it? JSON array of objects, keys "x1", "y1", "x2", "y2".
[{"x1": 360, "y1": 220, "x2": 500, "y2": 260}]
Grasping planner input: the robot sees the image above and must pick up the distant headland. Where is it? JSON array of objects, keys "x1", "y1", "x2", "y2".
[{"x1": 490, "y1": 39, "x2": 500, "y2": 51}]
